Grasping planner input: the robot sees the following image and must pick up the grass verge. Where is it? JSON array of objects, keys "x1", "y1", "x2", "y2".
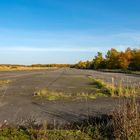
[
  {"x1": 0, "y1": 128, "x2": 92, "y2": 140},
  {"x1": 98, "y1": 69, "x2": 140, "y2": 75},
  {"x1": 90, "y1": 77, "x2": 138, "y2": 97}
]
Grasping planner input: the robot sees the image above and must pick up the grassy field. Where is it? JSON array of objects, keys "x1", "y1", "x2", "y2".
[
  {"x1": 0, "y1": 64, "x2": 71, "y2": 71},
  {"x1": 0, "y1": 65, "x2": 53, "y2": 71}
]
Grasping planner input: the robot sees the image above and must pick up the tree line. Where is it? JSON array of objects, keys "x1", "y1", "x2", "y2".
[
  {"x1": 72, "y1": 48, "x2": 140, "y2": 71},
  {"x1": 0, "y1": 64, "x2": 71, "y2": 68},
  {"x1": 30, "y1": 64, "x2": 71, "y2": 68}
]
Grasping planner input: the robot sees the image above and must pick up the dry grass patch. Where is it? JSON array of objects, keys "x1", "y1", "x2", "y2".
[
  {"x1": 34, "y1": 88, "x2": 107, "y2": 101},
  {"x1": 90, "y1": 77, "x2": 139, "y2": 97},
  {"x1": 0, "y1": 80, "x2": 11, "y2": 86},
  {"x1": 0, "y1": 66, "x2": 50, "y2": 71},
  {"x1": 112, "y1": 98, "x2": 140, "y2": 139}
]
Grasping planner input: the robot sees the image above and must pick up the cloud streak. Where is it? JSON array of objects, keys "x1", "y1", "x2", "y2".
[{"x1": 0, "y1": 46, "x2": 100, "y2": 52}]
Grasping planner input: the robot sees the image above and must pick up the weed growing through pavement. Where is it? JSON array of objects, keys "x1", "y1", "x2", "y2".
[
  {"x1": 34, "y1": 88, "x2": 108, "y2": 101},
  {"x1": 90, "y1": 77, "x2": 139, "y2": 97}
]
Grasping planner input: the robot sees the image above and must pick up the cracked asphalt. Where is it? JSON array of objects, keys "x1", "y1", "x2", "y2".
[{"x1": 0, "y1": 68, "x2": 139, "y2": 125}]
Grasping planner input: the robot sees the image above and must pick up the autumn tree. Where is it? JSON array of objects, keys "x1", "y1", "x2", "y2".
[
  {"x1": 74, "y1": 47, "x2": 140, "y2": 71},
  {"x1": 93, "y1": 52, "x2": 106, "y2": 69},
  {"x1": 85, "y1": 60, "x2": 94, "y2": 69},
  {"x1": 129, "y1": 49, "x2": 140, "y2": 70},
  {"x1": 106, "y1": 48, "x2": 120, "y2": 69},
  {"x1": 75, "y1": 61, "x2": 87, "y2": 69},
  {"x1": 118, "y1": 48, "x2": 132, "y2": 69}
]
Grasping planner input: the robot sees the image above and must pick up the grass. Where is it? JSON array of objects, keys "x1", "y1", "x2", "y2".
[
  {"x1": 112, "y1": 98, "x2": 140, "y2": 139},
  {"x1": 0, "y1": 66, "x2": 54, "y2": 71},
  {"x1": 34, "y1": 88, "x2": 108, "y2": 101},
  {"x1": 0, "y1": 80, "x2": 11, "y2": 86},
  {"x1": 0, "y1": 128, "x2": 92, "y2": 140},
  {"x1": 90, "y1": 77, "x2": 139, "y2": 97},
  {"x1": 0, "y1": 64, "x2": 71, "y2": 71},
  {"x1": 99, "y1": 69, "x2": 140, "y2": 75}
]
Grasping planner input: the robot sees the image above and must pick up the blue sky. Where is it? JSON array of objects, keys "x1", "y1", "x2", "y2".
[{"x1": 0, "y1": 0, "x2": 140, "y2": 64}]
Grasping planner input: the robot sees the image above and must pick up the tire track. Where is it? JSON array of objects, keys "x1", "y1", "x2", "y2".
[{"x1": 46, "y1": 68, "x2": 67, "y2": 88}]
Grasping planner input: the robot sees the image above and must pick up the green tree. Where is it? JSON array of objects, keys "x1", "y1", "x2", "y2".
[
  {"x1": 118, "y1": 52, "x2": 130, "y2": 69},
  {"x1": 76, "y1": 61, "x2": 87, "y2": 69},
  {"x1": 93, "y1": 52, "x2": 106, "y2": 69},
  {"x1": 129, "y1": 49, "x2": 140, "y2": 70},
  {"x1": 106, "y1": 48, "x2": 120, "y2": 69}
]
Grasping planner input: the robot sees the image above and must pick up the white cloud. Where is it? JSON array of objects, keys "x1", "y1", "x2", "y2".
[{"x1": 0, "y1": 46, "x2": 100, "y2": 52}]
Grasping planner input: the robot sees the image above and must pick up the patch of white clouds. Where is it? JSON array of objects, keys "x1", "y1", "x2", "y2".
[
  {"x1": 0, "y1": 28, "x2": 139, "y2": 54},
  {"x1": 0, "y1": 46, "x2": 100, "y2": 52}
]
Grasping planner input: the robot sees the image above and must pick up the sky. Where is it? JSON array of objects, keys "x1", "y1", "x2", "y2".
[{"x1": 0, "y1": 0, "x2": 140, "y2": 64}]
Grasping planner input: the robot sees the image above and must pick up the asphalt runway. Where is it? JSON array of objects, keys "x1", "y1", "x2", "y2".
[{"x1": 0, "y1": 68, "x2": 140, "y2": 125}]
